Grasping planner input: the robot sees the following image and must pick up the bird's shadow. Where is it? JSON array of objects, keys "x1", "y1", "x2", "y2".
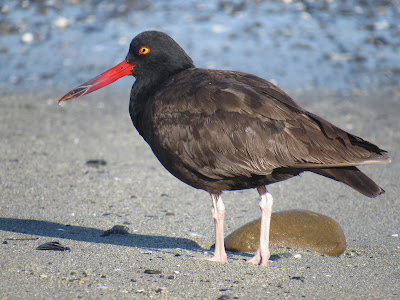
[
  {"x1": 3, "y1": 218, "x2": 287, "y2": 263},
  {"x1": 0, "y1": 218, "x2": 282, "y2": 261},
  {"x1": 0, "y1": 217, "x2": 202, "y2": 252}
]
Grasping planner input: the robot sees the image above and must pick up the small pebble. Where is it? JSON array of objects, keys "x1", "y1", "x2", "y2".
[
  {"x1": 100, "y1": 225, "x2": 129, "y2": 237},
  {"x1": 21, "y1": 32, "x2": 34, "y2": 44},
  {"x1": 144, "y1": 269, "x2": 162, "y2": 275},
  {"x1": 86, "y1": 159, "x2": 107, "y2": 167},
  {"x1": 140, "y1": 249, "x2": 153, "y2": 254},
  {"x1": 155, "y1": 288, "x2": 167, "y2": 293},
  {"x1": 291, "y1": 276, "x2": 305, "y2": 282},
  {"x1": 374, "y1": 19, "x2": 389, "y2": 30},
  {"x1": 53, "y1": 17, "x2": 69, "y2": 28},
  {"x1": 294, "y1": 253, "x2": 302, "y2": 259},
  {"x1": 190, "y1": 232, "x2": 206, "y2": 237},
  {"x1": 212, "y1": 25, "x2": 226, "y2": 33}
]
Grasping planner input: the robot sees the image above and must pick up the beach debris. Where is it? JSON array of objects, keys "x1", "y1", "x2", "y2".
[
  {"x1": 225, "y1": 209, "x2": 346, "y2": 256},
  {"x1": 144, "y1": 269, "x2": 162, "y2": 275},
  {"x1": 290, "y1": 276, "x2": 305, "y2": 283},
  {"x1": 344, "y1": 249, "x2": 362, "y2": 257},
  {"x1": 36, "y1": 241, "x2": 70, "y2": 251},
  {"x1": 100, "y1": 225, "x2": 129, "y2": 237},
  {"x1": 189, "y1": 232, "x2": 207, "y2": 237},
  {"x1": 155, "y1": 287, "x2": 167, "y2": 293},
  {"x1": 5, "y1": 237, "x2": 39, "y2": 241},
  {"x1": 86, "y1": 159, "x2": 107, "y2": 167},
  {"x1": 140, "y1": 249, "x2": 153, "y2": 254}
]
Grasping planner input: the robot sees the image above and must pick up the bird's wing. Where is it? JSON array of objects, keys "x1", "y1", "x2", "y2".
[{"x1": 150, "y1": 69, "x2": 388, "y2": 180}]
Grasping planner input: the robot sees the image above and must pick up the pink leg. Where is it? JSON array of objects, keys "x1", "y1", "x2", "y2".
[
  {"x1": 196, "y1": 193, "x2": 228, "y2": 263},
  {"x1": 248, "y1": 186, "x2": 273, "y2": 266}
]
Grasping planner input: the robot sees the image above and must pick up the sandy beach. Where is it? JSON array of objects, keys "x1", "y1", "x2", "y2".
[
  {"x1": 1, "y1": 88, "x2": 399, "y2": 299},
  {"x1": 1, "y1": 0, "x2": 400, "y2": 298}
]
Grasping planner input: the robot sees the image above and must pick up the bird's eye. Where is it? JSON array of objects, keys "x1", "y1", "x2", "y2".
[{"x1": 138, "y1": 46, "x2": 150, "y2": 55}]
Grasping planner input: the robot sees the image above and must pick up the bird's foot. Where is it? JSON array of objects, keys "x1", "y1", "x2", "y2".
[
  {"x1": 247, "y1": 249, "x2": 270, "y2": 266},
  {"x1": 195, "y1": 253, "x2": 228, "y2": 263}
]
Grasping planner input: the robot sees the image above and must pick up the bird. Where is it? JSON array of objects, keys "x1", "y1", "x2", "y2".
[{"x1": 58, "y1": 31, "x2": 390, "y2": 266}]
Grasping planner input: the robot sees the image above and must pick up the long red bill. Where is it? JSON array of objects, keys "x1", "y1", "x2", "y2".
[{"x1": 57, "y1": 60, "x2": 135, "y2": 104}]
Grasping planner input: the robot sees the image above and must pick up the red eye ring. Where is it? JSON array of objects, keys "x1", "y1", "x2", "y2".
[{"x1": 139, "y1": 46, "x2": 150, "y2": 55}]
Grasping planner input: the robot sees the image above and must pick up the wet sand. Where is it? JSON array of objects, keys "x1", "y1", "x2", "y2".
[{"x1": 1, "y1": 88, "x2": 399, "y2": 299}]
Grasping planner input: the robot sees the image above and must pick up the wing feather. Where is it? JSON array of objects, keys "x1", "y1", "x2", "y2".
[{"x1": 147, "y1": 69, "x2": 388, "y2": 180}]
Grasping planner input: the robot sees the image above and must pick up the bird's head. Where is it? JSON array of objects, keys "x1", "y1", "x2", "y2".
[{"x1": 57, "y1": 31, "x2": 194, "y2": 104}]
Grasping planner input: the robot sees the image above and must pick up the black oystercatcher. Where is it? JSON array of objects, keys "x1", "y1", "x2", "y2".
[{"x1": 58, "y1": 31, "x2": 390, "y2": 266}]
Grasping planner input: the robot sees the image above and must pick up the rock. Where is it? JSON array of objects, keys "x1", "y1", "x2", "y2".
[
  {"x1": 225, "y1": 210, "x2": 346, "y2": 256},
  {"x1": 100, "y1": 225, "x2": 129, "y2": 237}
]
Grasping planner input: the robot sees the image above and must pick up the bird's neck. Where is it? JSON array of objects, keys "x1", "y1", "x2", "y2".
[
  {"x1": 128, "y1": 73, "x2": 170, "y2": 136},
  {"x1": 129, "y1": 60, "x2": 195, "y2": 135}
]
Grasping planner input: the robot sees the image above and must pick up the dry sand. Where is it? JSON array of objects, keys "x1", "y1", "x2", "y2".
[{"x1": 1, "y1": 88, "x2": 399, "y2": 299}]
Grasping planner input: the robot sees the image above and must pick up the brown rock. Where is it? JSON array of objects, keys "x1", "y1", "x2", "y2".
[{"x1": 225, "y1": 209, "x2": 346, "y2": 256}]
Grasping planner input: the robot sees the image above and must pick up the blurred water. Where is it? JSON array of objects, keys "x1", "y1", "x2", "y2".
[{"x1": 1, "y1": 0, "x2": 399, "y2": 94}]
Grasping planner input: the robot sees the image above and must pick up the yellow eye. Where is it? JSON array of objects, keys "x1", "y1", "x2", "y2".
[{"x1": 138, "y1": 46, "x2": 150, "y2": 55}]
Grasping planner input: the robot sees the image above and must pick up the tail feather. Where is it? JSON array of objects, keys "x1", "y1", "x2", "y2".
[{"x1": 311, "y1": 167, "x2": 384, "y2": 198}]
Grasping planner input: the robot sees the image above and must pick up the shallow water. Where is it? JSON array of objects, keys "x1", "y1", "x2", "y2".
[{"x1": 1, "y1": 0, "x2": 399, "y2": 94}]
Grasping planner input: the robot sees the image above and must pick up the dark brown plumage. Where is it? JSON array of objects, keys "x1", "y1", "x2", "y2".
[
  {"x1": 58, "y1": 31, "x2": 390, "y2": 266},
  {"x1": 132, "y1": 68, "x2": 388, "y2": 196}
]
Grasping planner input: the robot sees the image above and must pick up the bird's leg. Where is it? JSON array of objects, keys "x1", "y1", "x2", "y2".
[
  {"x1": 210, "y1": 193, "x2": 228, "y2": 262},
  {"x1": 196, "y1": 193, "x2": 228, "y2": 263},
  {"x1": 248, "y1": 186, "x2": 273, "y2": 266}
]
